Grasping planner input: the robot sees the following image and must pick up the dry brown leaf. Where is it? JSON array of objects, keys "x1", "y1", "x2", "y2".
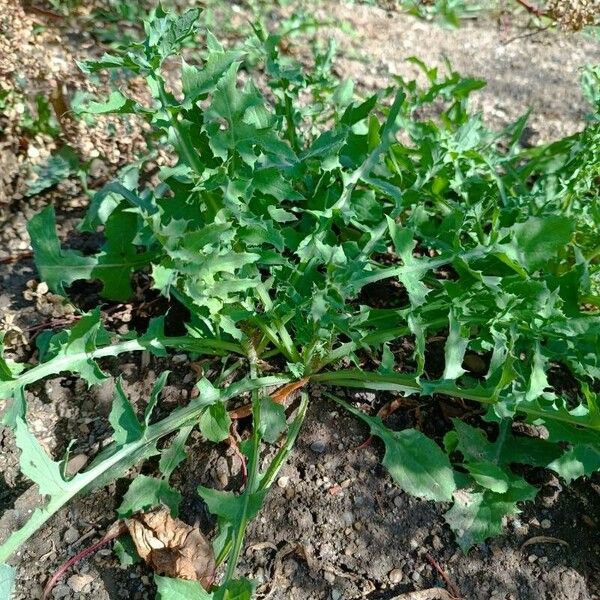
[{"x1": 125, "y1": 507, "x2": 216, "y2": 590}]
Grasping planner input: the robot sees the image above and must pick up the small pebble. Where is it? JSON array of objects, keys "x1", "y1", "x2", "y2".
[
  {"x1": 54, "y1": 584, "x2": 71, "y2": 599},
  {"x1": 528, "y1": 554, "x2": 538, "y2": 563},
  {"x1": 541, "y1": 519, "x2": 552, "y2": 529},
  {"x1": 324, "y1": 571, "x2": 336, "y2": 584},
  {"x1": 311, "y1": 440, "x2": 327, "y2": 453},
  {"x1": 172, "y1": 353, "x2": 188, "y2": 364},
  {"x1": 342, "y1": 511, "x2": 355, "y2": 527},
  {"x1": 331, "y1": 589, "x2": 342, "y2": 600},
  {"x1": 277, "y1": 476, "x2": 290, "y2": 489},
  {"x1": 67, "y1": 573, "x2": 94, "y2": 593},
  {"x1": 63, "y1": 527, "x2": 79, "y2": 544},
  {"x1": 388, "y1": 568, "x2": 403, "y2": 584},
  {"x1": 432, "y1": 535, "x2": 443, "y2": 551}
]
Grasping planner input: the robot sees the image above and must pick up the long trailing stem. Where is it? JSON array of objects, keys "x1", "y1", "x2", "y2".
[
  {"x1": 0, "y1": 375, "x2": 289, "y2": 564},
  {"x1": 0, "y1": 335, "x2": 245, "y2": 402},
  {"x1": 312, "y1": 369, "x2": 600, "y2": 431}
]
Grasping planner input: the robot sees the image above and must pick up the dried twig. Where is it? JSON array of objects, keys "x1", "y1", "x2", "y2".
[
  {"x1": 521, "y1": 535, "x2": 569, "y2": 550},
  {"x1": 0, "y1": 252, "x2": 33, "y2": 265},
  {"x1": 42, "y1": 522, "x2": 127, "y2": 600},
  {"x1": 425, "y1": 553, "x2": 462, "y2": 599}
]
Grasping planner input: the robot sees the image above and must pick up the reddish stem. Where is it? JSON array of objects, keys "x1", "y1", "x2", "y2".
[
  {"x1": 425, "y1": 553, "x2": 462, "y2": 600},
  {"x1": 227, "y1": 433, "x2": 248, "y2": 488},
  {"x1": 26, "y1": 316, "x2": 80, "y2": 334},
  {"x1": 514, "y1": 0, "x2": 548, "y2": 17},
  {"x1": 42, "y1": 523, "x2": 126, "y2": 600}
]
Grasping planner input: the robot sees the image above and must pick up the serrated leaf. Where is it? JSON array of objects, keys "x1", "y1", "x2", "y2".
[
  {"x1": 85, "y1": 91, "x2": 139, "y2": 114},
  {"x1": 117, "y1": 475, "x2": 182, "y2": 517},
  {"x1": 386, "y1": 217, "x2": 429, "y2": 307},
  {"x1": 259, "y1": 397, "x2": 287, "y2": 444},
  {"x1": 548, "y1": 445, "x2": 600, "y2": 484},
  {"x1": 15, "y1": 418, "x2": 71, "y2": 498},
  {"x1": 1, "y1": 311, "x2": 119, "y2": 407},
  {"x1": 465, "y1": 462, "x2": 509, "y2": 493},
  {"x1": 28, "y1": 206, "x2": 96, "y2": 295},
  {"x1": 204, "y1": 63, "x2": 295, "y2": 166},
  {"x1": 144, "y1": 371, "x2": 170, "y2": 426},
  {"x1": 331, "y1": 395, "x2": 455, "y2": 501},
  {"x1": 182, "y1": 48, "x2": 245, "y2": 103},
  {"x1": 26, "y1": 146, "x2": 79, "y2": 197},
  {"x1": 445, "y1": 478, "x2": 537, "y2": 551},
  {"x1": 159, "y1": 425, "x2": 193, "y2": 480},
  {"x1": 29, "y1": 206, "x2": 153, "y2": 300},
  {"x1": 497, "y1": 216, "x2": 573, "y2": 273},
  {"x1": 378, "y1": 426, "x2": 456, "y2": 501},
  {"x1": 195, "y1": 378, "x2": 221, "y2": 405},
  {"x1": 199, "y1": 403, "x2": 231, "y2": 443},
  {"x1": 93, "y1": 204, "x2": 152, "y2": 301},
  {"x1": 526, "y1": 342, "x2": 549, "y2": 400},
  {"x1": 442, "y1": 310, "x2": 468, "y2": 380},
  {"x1": 109, "y1": 379, "x2": 143, "y2": 445},
  {"x1": 198, "y1": 487, "x2": 267, "y2": 523}
]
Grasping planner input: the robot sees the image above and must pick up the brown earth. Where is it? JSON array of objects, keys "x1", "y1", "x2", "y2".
[{"x1": 1, "y1": 2, "x2": 599, "y2": 599}]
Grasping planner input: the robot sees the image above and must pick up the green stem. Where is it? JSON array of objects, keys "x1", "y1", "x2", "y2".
[
  {"x1": 223, "y1": 348, "x2": 261, "y2": 584},
  {"x1": 215, "y1": 391, "x2": 309, "y2": 568},
  {"x1": 313, "y1": 369, "x2": 600, "y2": 431},
  {"x1": 283, "y1": 93, "x2": 300, "y2": 154},
  {"x1": 0, "y1": 336, "x2": 245, "y2": 402},
  {"x1": 0, "y1": 374, "x2": 289, "y2": 564}
]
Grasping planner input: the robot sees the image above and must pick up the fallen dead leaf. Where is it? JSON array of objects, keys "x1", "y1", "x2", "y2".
[{"x1": 126, "y1": 507, "x2": 216, "y2": 590}]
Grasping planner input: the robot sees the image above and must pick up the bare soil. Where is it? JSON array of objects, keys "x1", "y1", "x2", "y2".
[{"x1": 1, "y1": 2, "x2": 599, "y2": 599}]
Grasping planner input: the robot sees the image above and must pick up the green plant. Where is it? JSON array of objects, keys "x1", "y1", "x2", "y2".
[{"x1": 1, "y1": 6, "x2": 599, "y2": 598}]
